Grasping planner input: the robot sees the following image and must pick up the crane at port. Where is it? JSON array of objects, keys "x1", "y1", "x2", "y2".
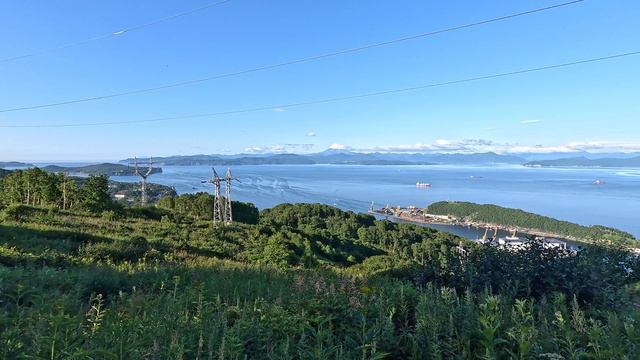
[{"x1": 481, "y1": 227, "x2": 489, "y2": 243}]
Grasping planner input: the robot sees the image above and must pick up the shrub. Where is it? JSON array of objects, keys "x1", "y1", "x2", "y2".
[
  {"x1": 78, "y1": 266, "x2": 130, "y2": 299},
  {"x1": 79, "y1": 236, "x2": 150, "y2": 263},
  {"x1": 101, "y1": 210, "x2": 117, "y2": 221},
  {"x1": 1, "y1": 204, "x2": 35, "y2": 222},
  {"x1": 123, "y1": 206, "x2": 172, "y2": 221}
]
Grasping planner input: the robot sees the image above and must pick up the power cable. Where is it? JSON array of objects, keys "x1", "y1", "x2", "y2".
[
  {"x1": 0, "y1": 0, "x2": 233, "y2": 63},
  {"x1": 2, "y1": 50, "x2": 636, "y2": 128},
  {"x1": 0, "y1": 0, "x2": 584, "y2": 113}
]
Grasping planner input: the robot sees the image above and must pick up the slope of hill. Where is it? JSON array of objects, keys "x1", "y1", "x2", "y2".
[
  {"x1": 1, "y1": 202, "x2": 639, "y2": 358},
  {"x1": 426, "y1": 201, "x2": 636, "y2": 244}
]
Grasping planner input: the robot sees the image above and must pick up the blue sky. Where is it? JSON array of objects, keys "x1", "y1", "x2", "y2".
[{"x1": 1, "y1": 0, "x2": 639, "y2": 161}]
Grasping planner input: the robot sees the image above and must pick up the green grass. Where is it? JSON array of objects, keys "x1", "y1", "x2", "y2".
[{"x1": 1, "y1": 204, "x2": 640, "y2": 358}]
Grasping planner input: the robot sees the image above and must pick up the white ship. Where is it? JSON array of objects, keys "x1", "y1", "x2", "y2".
[{"x1": 498, "y1": 230, "x2": 526, "y2": 247}]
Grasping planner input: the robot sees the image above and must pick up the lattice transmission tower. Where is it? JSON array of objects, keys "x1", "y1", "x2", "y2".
[
  {"x1": 210, "y1": 168, "x2": 224, "y2": 225},
  {"x1": 133, "y1": 157, "x2": 154, "y2": 205},
  {"x1": 224, "y1": 168, "x2": 234, "y2": 225}
]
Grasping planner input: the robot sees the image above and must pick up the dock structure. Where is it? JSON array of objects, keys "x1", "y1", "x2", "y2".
[{"x1": 372, "y1": 205, "x2": 570, "y2": 250}]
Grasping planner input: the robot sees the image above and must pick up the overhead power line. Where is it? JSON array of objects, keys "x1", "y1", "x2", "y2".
[
  {"x1": 0, "y1": 0, "x2": 584, "y2": 113},
  {"x1": 2, "y1": 50, "x2": 637, "y2": 129},
  {"x1": 0, "y1": 0, "x2": 232, "y2": 63}
]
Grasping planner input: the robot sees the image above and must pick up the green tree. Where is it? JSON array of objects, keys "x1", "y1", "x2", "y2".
[
  {"x1": 79, "y1": 175, "x2": 112, "y2": 213},
  {"x1": 156, "y1": 195, "x2": 176, "y2": 210}
]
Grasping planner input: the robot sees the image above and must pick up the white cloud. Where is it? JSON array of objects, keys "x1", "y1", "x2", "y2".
[
  {"x1": 371, "y1": 139, "x2": 495, "y2": 153},
  {"x1": 245, "y1": 140, "x2": 640, "y2": 155},
  {"x1": 520, "y1": 119, "x2": 542, "y2": 124},
  {"x1": 285, "y1": 143, "x2": 314, "y2": 151},
  {"x1": 244, "y1": 145, "x2": 287, "y2": 153},
  {"x1": 329, "y1": 143, "x2": 352, "y2": 150},
  {"x1": 272, "y1": 108, "x2": 286, "y2": 113},
  {"x1": 244, "y1": 143, "x2": 314, "y2": 154},
  {"x1": 504, "y1": 141, "x2": 640, "y2": 154},
  {"x1": 306, "y1": 131, "x2": 316, "y2": 137},
  {"x1": 358, "y1": 140, "x2": 640, "y2": 154}
]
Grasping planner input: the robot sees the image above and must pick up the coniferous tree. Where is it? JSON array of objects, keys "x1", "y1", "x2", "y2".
[{"x1": 79, "y1": 175, "x2": 112, "y2": 213}]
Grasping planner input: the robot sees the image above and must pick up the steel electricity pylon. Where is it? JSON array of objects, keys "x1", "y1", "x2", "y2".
[
  {"x1": 224, "y1": 168, "x2": 234, "y2": 225},
  {"x1": 210, "y1": 167, "x2": 224, "y2": 225},
  {"x1": 133, "y1": 157, "x2": 154, "y2": 205}
]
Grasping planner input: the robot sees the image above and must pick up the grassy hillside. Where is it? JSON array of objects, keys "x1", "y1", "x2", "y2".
[
  {"x1": 427, "y1": 201, "x2": 637, "y2": 245},
  {"x1": 2, "y1": 202, "x2": 640, "y2": 358}
]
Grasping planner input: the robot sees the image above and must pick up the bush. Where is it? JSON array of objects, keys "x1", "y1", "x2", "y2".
[
  {"x1": 1, "y1": 204, "x2": 36, "y2": 222},
  {"x1": 232, "y1": 201, "x2": 260, "y2": 224},
  {"x1": 78, "y1": 266, "x2": 130, "y2": 299},
  {"x1": 101, "y1": 210, "x2": 117, "y2": 221},
  {"x1": 79, "y1": 236, "x2": 150, "y2": 263},
  {"x1": 123, "y1": 206, "x2": 172, "y2": 221}
]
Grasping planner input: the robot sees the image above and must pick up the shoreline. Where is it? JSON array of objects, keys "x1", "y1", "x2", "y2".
[{"x1": 370, "y1": 209, "x2": 582, "y2": 243}]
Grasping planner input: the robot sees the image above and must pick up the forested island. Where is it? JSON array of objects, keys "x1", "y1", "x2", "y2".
[
  {"x1": 525, "y1": 156, "x2": 640, "y2": 167},
  {"x1": 2, "y1": 171, "x2": 640, "y2": 358},
  {"x1": 426, "y1": 201, "x2": 637, "y2": 245},
  {"x1": 0, "y1": 161, "x2": 33, "y2": 168},
  {"x1": 41, "y1": 162, "x2": 162, "y2": 176}
]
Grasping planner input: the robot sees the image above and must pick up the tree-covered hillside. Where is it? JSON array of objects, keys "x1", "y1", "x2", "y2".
[
  {"x1": 2, "y1": 173, "x2": 640, "y2": 358},
  {"x1": 2, "y1": 200, "x2": 640, "y2": 357},
  {"x1": 525, "y1": 156, "x2": 640, "y2": 167},
  {"x1": 0, "y1": 169, "x2": 11, "y2": 179},
  {"x1": 0, "y1": 167, "x2": 175, "y2": 208},
  {"x1": 427, "y1": 201, "x2": 637, "y2": 245}
]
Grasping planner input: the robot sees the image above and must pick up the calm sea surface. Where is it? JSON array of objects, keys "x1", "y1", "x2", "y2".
[{"x1": 109, "y1": 164, "x2": 640, "y2": 238}]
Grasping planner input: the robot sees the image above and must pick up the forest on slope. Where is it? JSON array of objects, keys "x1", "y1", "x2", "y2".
[
  {"x1": 0, "y1": 167, "x2": 175, "y2": 207},
  {"x1": 427, "y1": 201, "x2": 637, "y2": 245},
  {"x1": 525, "y1": 156, "x2": 640, "y2": 167}
]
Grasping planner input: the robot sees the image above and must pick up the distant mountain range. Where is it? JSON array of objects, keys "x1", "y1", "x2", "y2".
[
  {"x1": 525, "y1": 156, "x2": 640, "y2": 168},
  {"x1": 121, "y1": 150, "x2": 527, "y2": 166},
  {"x1": 5, "y1": 150, "x2": 640, "y2": 170}
]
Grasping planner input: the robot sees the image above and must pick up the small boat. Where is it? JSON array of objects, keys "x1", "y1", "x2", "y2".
[
  {"x1": 416, "y1": 182, "x2": 431, "y2": 188},
  {"x1": 536, "y1": 237, "x2": 567, "y2": 250},
  {"x1": 594, "y1": 179, "x2": 605, "y2": 185},
  {"x1": 498, "y1": 230, "x2": 526, "y2": 247}
]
